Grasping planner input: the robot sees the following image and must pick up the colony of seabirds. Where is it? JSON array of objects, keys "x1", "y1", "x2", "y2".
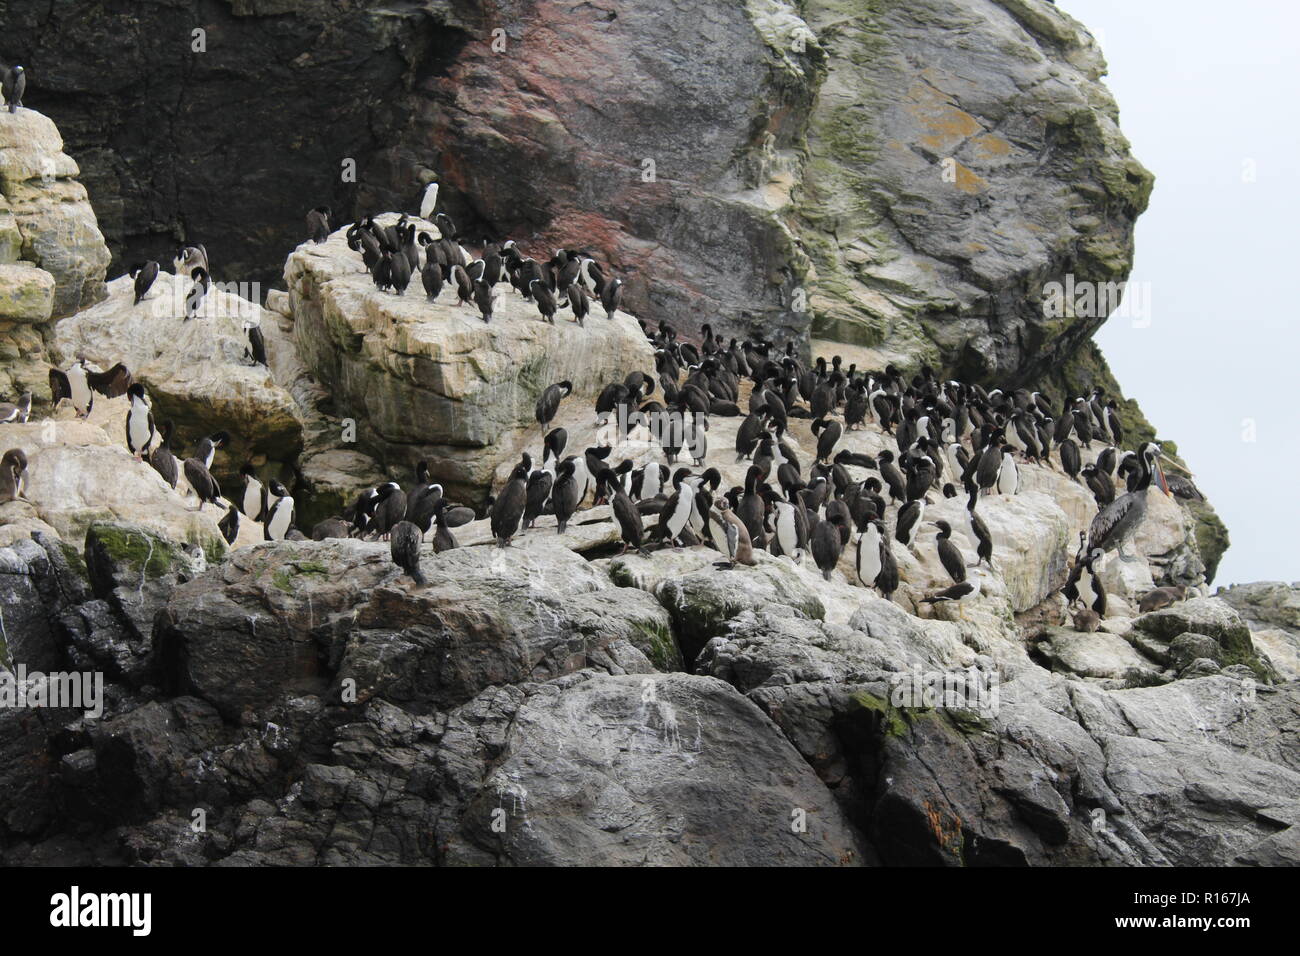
[{"x1": 0, "y1": 71, "x2": 1204, "y2": 626}]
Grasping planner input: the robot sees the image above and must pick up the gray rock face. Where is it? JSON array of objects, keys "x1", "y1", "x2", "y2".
[
  {"x1": 10, "y1": 538, "x2": 866, "y2": 865},
  {"x1": 9, "y1": 0, "x2": 1145, "y2": 380},
  {"x1": 1217, "y1": 581, "x2": 1300, "y2": 681},
  {"x1": 444, "y1": 672, "x2": 864, "y2": 866},
  {"x1": 158, "y1": 538, "x2": 676, "y2": 722},
  {"x1": 1035, "y1": 627, "x2": 1162, "y2": 684},
  {"x1": 796, "y1": 0, "x2": 1151, "y2": 384},
  {"x1": 1133, "y1": 598, "x2": 1276, "y2": 682},
  {"x1": 0, "y1": 535, "x2": 80, "y2": 672},
  {"x1": 1, "y1": 522, "x2": 1296, "y2": 867}
]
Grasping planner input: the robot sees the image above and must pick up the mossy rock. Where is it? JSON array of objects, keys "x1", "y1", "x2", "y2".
[
  {"x1": 1135, "y1": 599, "x2": 1276, "y2": 684},
  {"x1": 84, "y1": 522, "x2": 186, "y2": 581},
  {"x1": 56, "y1": 539, "x2": 89, "y2": 582},
  {"x1": 851, "y1": 690, "x2": 910, "y2": 738},
  {"x1": 268, "y1": 557, "x2": 332, "y2": 593},
  {"x1": 1187, "y1": 500, "x2": 1230, "y2": 585},
  {"x1": 655, "y1": 564, "x2": 824, "y2": 668},
  {"x1": 631, "y1": 616, "x2": 683, "y2": 673}
]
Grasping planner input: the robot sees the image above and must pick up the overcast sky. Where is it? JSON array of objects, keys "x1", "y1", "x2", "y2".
[{"x1": 1061, "y1": 0, "x2": 1299, "y2": 587}]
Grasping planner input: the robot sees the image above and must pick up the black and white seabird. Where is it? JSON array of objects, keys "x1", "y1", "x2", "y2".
[
  {"x1": 306, "y1": 206, "x2": 332, "y2": 244},
  {"x1": 568, "y1": 282, "x2": 590, "y2": 326},
  {"x1": 0, "y1": 392, "x2": 32, "y2": 424},
  {"x1": 387, "y1": 250, "x2": 412, "y2": 295},
  {"x1": 193, "y1": 430, "x2": 230, "y2": 470},
  {"x1": 238, "y1": 463, "x2": 265, "y2": 520},
  {"x1": 597, "y1": 466, "x2": 648, "y2": 556},
  {"x1": 263, "y1": 482, "x2": 296, "y2": 541},
  {"x1": 523, "y1": 467, "x2": 553, "y2": 530},
  {"x1": 895, "y1": 497, "x2": 925, "y2": 550},
  {"x1": 1087, "y1": 441, "x2": 1169, "y2": 562},
  {"x1": 856, "y1": 520, "x2": 884, "y2": 589},
  {"x1": 218, "y1": 504, "x2": 241, "y2": 545},
  {"x1": 531, "y1": 279, "x2": 558, "y2": 323},
  {"x1": 964, "y1": 486, "x2": 994, "y2": 568},
  {"x1": 368, "y1": 482, "x2": 407, "y2": 540},
  {"x1": 125, "y1": 383, "x2": 156, "y2": 460},
  {"x1": 49, "y1": 358, "x2": 132, "y2": 418},
  {"x1": 184, "y1": 267, "x2": 210, "y2": 320},
  {"x1": 600, "y1": 278, "x2": 623, "y2": 319},
  {"x1": 811, "y1": 417, "x2": 842, "y2": 464},
  {"x1": 473, "y1": 280, "x2": 494, "y2": 322},
  {"x1": 919, "y1": 569, "x2": 984, "y2": 618},
  {"x1": 2, "y1": 64, "x2": 26, "y2": 113},
  {"x1": 421, "y1": 259, "x2": 444, "y2": 301},
  {"x1": 535, "y1": 381, "x2": 572, "y2": 434},
  {"x1": 173, "y1": 244, "x2": 209, "y2": 280},
  {"x1": 404, "y1": 462, "x2": 445, "y2": 534},
  {"x1": 811, "y1": 512, "x2": 848, "y2": 580},
  {"x1": 183, "y1": 456, "x2": 221, "y2": 512},
  {"x1": 996, "y1": 445, "x2": 1020, "y2": 495},
  {"x1": 933, "y1": 520, "x2": 967, "y2": 584},
  {"x1": 244, "y1": 320, "x2": 268, "y2": 367},
  {"x1": 551, "y1": 458, "x2": 581, "y2": 534}
]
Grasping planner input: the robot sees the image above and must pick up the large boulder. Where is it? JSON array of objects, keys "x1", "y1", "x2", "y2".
[
  {"x1": 283, "y1": 217, "x2": 654, "y2": 500},
  {"x1": 0, "y1": 262, "x2": 55, "y2": 322},
  {"x1": 1217, "y1": 581, "x2": 1300, "y2": 681},
  {"x1": 1069, "y1": 677, "x2": 1300, "y2": 866},
  {"x1": 158, "y1": 537, "x2": 677, "y2": 721},
  {"x1": 1132, "y1": 598, "x2": 1276, "y2": 683},
  {"x1": 50, "y1": 273, "x2": 302, "y2": 473},
  {"x1": 444, "y1": 672, "x2": 865, "y2": 866},
  {"x1": 797, "y1": 0, "x2": 1150, "y2": 384}
]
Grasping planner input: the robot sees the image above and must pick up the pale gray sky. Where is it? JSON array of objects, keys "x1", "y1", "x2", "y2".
[{"x1": 1062, "y1": 0, "x2": 1300, "y2": 586}]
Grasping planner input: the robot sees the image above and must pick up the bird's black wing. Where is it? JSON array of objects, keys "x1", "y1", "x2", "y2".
[
  {"x1": 48, "y1": 368, "x2": 71, "y2": 404},
  {"x1": 443, "y1": 505, "x2": 477, "y2": 528},
  {"x1": 86, "y1": 362, "x2": 133, "y2": 398}
]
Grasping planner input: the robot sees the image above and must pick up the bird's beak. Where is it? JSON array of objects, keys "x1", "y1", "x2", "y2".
[
  {"x1": 1159, "y1": 452, "x2": 1193, "y2": 477},
  {"x1": 1155, "y1": 459, "x2": 1170, "y2": 496}
]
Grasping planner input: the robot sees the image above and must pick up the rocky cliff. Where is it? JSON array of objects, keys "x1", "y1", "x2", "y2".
[
  {"x1": 4, "y1": 0, "x2": 1225, "y2": 569},
  {"x1": 0, "y1": 5, "x2": 1285, "y2": 867}
]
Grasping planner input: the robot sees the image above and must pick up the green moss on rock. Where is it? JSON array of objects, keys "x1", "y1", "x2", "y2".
[
  {"x1": 85, "y1": 522, "x2": 179, "y2": 580},
  {"x1": 851, "y1": 690, "x2": 909, "y2": 737},
  {"x1": 633, "y1": 617, "x2": 684, "y2": 673}
]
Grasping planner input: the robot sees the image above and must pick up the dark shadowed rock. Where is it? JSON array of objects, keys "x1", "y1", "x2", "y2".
[{"x1": 158, "y1": 538, "x2": 677, "y2": 721}]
